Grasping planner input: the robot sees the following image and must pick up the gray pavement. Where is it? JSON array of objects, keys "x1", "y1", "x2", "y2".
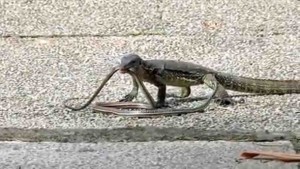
[
  {"x1": 0, "y1": 0, "x2": 163, "y2": 36},
  {"x1": 0, "y1": 36, "x2": 299, "y2": 131},
  {"x1": 0, "y1": 141, "x2": 297, "y2": 169},
  {"x1": 0, "y1": 0, "x2": 299, "y2": 168},
  {"x1": 1, "y1": 0, "x2": 298, "y2": 37}
]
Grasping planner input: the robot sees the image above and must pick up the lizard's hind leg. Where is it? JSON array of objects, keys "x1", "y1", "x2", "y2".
[
  {"x1": 203, "y1": 74, "x2": 235, "y2": 106},
  {"x1": 166, "y1": 87, "x2": 191, "y2": 98},
  {"x1": 180, "y1": 87, "x2": 191, "y2": 97}
]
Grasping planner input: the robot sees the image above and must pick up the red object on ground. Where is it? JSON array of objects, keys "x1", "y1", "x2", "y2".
[{"x1": 240, "y1": 151, "x2": 300, "y2": 162}]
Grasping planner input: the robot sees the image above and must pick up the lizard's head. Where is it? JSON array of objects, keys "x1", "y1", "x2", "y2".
[{"x1": 119, "y1": 54, "x2": 143, "y2": 74}]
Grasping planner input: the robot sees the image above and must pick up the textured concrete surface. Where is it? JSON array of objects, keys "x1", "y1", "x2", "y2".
[
  {"x1": 0, "y1": 36, "x2": 299, "y2": 131},
  {"x1": 1, "y1": 0, "x2": 299, "y2": 168},
  {"x1": 1, "y1": 0, "x2": 299, "y2": 37},
  {"x1": 0, "y1": 141, "x2": 297, "y2": 169},
  {"x1": 162, "y1": 0, "x2": 300, "y2": 36},
  {"x1": 0, "y1": 0, "x2": 163, "y2": 36}
]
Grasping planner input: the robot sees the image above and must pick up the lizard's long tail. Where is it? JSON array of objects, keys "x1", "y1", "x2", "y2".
[{"x1": 215, "y1": 72, "x2": 300, "y2": 94}]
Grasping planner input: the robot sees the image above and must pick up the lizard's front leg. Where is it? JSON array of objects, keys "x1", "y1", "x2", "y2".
[
  {"x1": 119, "y1": 75, "x2": 139, "y2": 102},
  {"x1": 156, "y1": 84, "x2": 168, "y2": 108}
]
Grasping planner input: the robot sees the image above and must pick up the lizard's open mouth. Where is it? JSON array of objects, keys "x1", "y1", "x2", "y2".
[{"x1": 119, "y1": 68, "x2": 128, "y2": 74}]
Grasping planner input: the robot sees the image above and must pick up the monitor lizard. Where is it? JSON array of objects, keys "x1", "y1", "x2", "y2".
[
  {"x1": 64, "y1": 53, "x2": 299, "y2": 117},
  {"x1": 117, "y1": 53, "x2": 300, "y2": 108}
]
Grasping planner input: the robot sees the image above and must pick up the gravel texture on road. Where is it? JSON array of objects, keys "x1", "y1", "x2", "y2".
[
  {"x1": 0, "y1": 0, "x2": 299, "y2": 132},
  {"x1": 0, "y1": 0, "x2": 163, "y2": 36},
  {"x1": 1, "y1": 0, "x2": 298, "y2": 37},
  {"x1": 0, "y1": 141, "x2": 297, "y2": 169},
  {"x1": 0, "y1": 36, "x2": 299, "y2": 131},
  {"x1": 0, "y1": 0, "x2": 299, "y2": 168}
]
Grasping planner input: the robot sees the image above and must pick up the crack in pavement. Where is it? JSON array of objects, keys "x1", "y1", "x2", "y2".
[
  {"x1": 0, "y1": 31, "x2": 166, "y2": 39},
  {"x1": 0, "y1": 127, "x2": 297, "y2": 143}
]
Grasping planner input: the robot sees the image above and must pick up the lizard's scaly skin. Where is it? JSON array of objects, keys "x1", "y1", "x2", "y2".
[
  {"x1": 215, "y1": 72, "x2": 300, "y2": 94},
  {"x1": 143, "y1": 59, "x2": 300, "y2": 94}
]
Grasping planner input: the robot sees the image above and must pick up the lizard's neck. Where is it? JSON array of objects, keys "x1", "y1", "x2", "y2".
[
  {"x1": 140, "y1": 60, "x2": 158, "y2": 73},
  {"x1": 133, "y1": 60, "x2": 159, "y2": 84}
]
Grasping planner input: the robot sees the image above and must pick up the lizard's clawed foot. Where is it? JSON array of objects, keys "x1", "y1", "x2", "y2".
[
  {"x1": 215, "y1": 97, "x2": 236, "y2": 106},
  {"x1": 236, "y1": 98, "x2": 245, "y2": 104},
  {"x1": 154, "y1": 102, "x2": 170, "y2": 108},
  {"x1": 166, "y1": 93, "x2": 181, "y2": 98},
  {"x1": 214, "y1": 97, "x2": 245, "y2": 106},
  {"x1": 119, "y1": 94, "x2": 135, "y2": 102}
]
